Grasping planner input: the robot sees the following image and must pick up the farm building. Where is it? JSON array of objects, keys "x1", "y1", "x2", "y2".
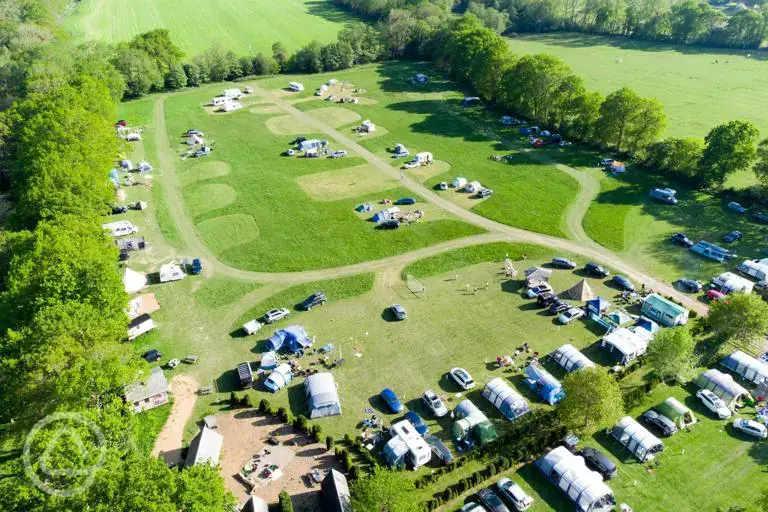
[
  {"x1": 696, "y1": 369, "x2": 753, "y2": 410},
  {"x1": 464, "y1": 181, "x2": 483, "y2": 194},
  {"x1": 612, "y1": 416, "x2": 664, "y2": 461},
  {"x1": 122, "y1": 268, "x2": 148, "y2": 294},
  {"x1": 159, "y1": 263, "x2": 185, "y2": 283},
  {"x1": 127, "y1": 313, "x2": 155, "y2": 341},
  {"x1": 560, "y1": 279, "x2": 594, "y2": 301},
  {"x1": 537, "y1": 446, "x2": 615, "y2": 512},
  {"x1": 288, "y1": 82, "x2": 304, "y2": 92},
  {"x1": 523, "y1": 364, "x2": 564, "y2": 405},
  {"x1": 737, "y1": 259, "x2": 768, "y2": 281},
  {"x1": 124, "y1": 367, "x2": 169, "y2": 413},
  {"x1": 551, "y1": 344, "x2": 595, "y2": 373},
  {"x1": 721, "y1": 350, "x2": 768, "y2": 386},
  {"x1": 654, "y1": 397, "x2": 696, "y2": 429},
  {"x1": 451, "y1": 399, "x2": 498, "y2": 445},
  {"x1": 452, "y1": 177, "x2": 468, "y2": 189},
  {"x1": 600, "y1": 327, "x2": 649, "y2": 365},
  {"x1": 711, "y1": 272, "x2": 754, "y2": 294},
  {"x1": 383, "y1": 420, "x2": 431, "y2": 469},
  {"x1": 238, "y1": 362, "x2": 254, "y2": 389},
  {"x1": 263, "y1": 363, "x2": 293, "y2": 392},
  {"x1": 640, "y1": 294, "x2": 689, "y2": 326},
  {"x1": 266, "y1": 326, "x2": 312, "y2": 354},
  {"x1": 482, "y1": 378, "x2": 530, "y2": 420},
  {"x1": 321, "y1": 469, "x2": 351, "y2": 512},
  {"x1": 185, "y1": 426, "x2": 223, "y2": 467},
  {"x1": 126, "y1": 293, "x2": 160, "y2": 320},
  {"x1": 305, "y1": 372, "x2": 341, "y2": 419}
]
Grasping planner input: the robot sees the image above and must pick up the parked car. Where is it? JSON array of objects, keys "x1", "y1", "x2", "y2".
[
  {"x1": 185, "y1": 129, "x2": 204, "y2": 136},
  {"x1": 612, "y1": 275, "x2": 635, "y2": 291},
  {"x1": 559, "y1": 140, "x2": 572, "y2": 147},
  {"x1": 190, "y1": 258, "x2": 203, "y2": 275},
  {"x1": 404, "y1": 411, "x2": 428, "y2": 436},
  {"x1": 420, "y1": 390, "x2": 447, "y2": 419},
  {"x1": 551, "y1": 257, "x2": 576, "y2": 269},
  {"x1": 449, "y1": 367, "x2": 475, "y2": 390},
  {"x1": 378, "y1": 220, "x2": 400, "y2": 230},
  {"x1": 143, "y1": 349, "x2": 162, "y2": 362},
  {"x1": 380, "y1": 388, "x2": 403, "y2": 413},
  {"x1": 389, "y1": 304, "x2": 407, "y2": 320},
  {"x1": 580, "y1": 447, "x2": 617, "y2": 479},
  {"x1": 438, "y1": 182, "x2": 448, "y2": 190},
  {"x1": 262, "y1": 308, "x2": 290, "y2": 324},
  {"x1": 477, "y1": 488, "x2": 510, "y2": 512},
  {"x1": 426, "y1": 435, "x2": 454, "y2": 465},
  {"x1": 733, "y1": 418, "x2": 768, "y2": 439},
  {"x1": 460, "y1": 503, "x2": 486, "y2": 512},
  {"x1": 291, "y1": 136, "x2": 307, "y2": 145},
  {"x1": 497, "y1": 478, "x2": 533, "y2": 511},
  {"x1": 676, "y1": 278, "x2": 702, "y2": 293},
  {"x1": 557, "y1": 307, "x2": 585, "y2": 325},
  {"x1": 477, "y1": 188, "x2": 493, "y2": 198},
  {"x1": 706, "y1": 289, "x2": 727, "y2": 302},
  {"x1": 300, "y1": 291, "x2": 327, "y2": 310},
  {"x1": 696, "y1": 389, "x2": 731, "y2": 419},
  {"x1": 525, "y1": 283, "x2": 553, "y2": 298},
  {"x1": 537, "y1": 292, "x2": 556, "y2": 307},
  {"x1": 330, "y1": 150, "x2": 347, "y2": 158},
  {"x1": 752, "y1": 212, "x2": 768, "y2": 223},
  {"x1": 670, "y1": 232, "x2": 694, "y2": 248},
  {"x1": 111, "y1": 205, "x2": 128, "y2": 214},
  {"x1": 642, "y1": 410, "x2": 678, "y2": 436},
  {"x1": 530, "y1": 138, "x2": 546, "y2": 147},
  {"x1": 167, "y1": 358, "x2": 180, "y2": 369},
  {"x1": 584, "y1": 262, "x2": 609, "y2": 277},
  {"x1": 598, "y1": 158, "x2": 614, "y2": 167},
  {"x1": 548, "y1": 299, "x2": 569, "y2": 315},
  {"x1": 396, "y1": 197, "x2": 416, "y2": 205},
  {"x1": 728, "y1": 201, "x2": 747, "y2": 214},
  {"x1": 723, "y1": 230, "x2": 743, "y2": 243}
]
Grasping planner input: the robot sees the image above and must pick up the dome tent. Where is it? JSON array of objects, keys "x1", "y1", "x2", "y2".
[
  {"x1": 654, "y1": 397, "x2": 696, "y2": 429},
  {"x1": 537, "y1": 446, "x2": 615, "y2": 512},
  {"x1": 696, "y1": 369, "x2": 753, "y2": 410},
  {"x1": 524, "y1": 364, "x2": 564, "y2": 405},
  {"x1": 482, "y1": 377, "x2": 530, "y2": 421},
  {"x1": 551, "y1": 344, "x2": 595, "y2": 373}
]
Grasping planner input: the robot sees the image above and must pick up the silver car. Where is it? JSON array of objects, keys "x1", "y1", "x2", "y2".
[
  {"x1": 497, "y1": 478, "x2": 533, "y2": 511},
  {"x1": 263, "y1": 308, "x2": 290, "y2": 324},
  {"x1": 390, "y1": 304, "x2": 407, "y2": 320}
]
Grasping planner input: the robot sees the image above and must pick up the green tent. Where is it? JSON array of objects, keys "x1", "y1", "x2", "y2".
[{"x1": 655, "y1": 397, "x2": 696, "y2": 429}]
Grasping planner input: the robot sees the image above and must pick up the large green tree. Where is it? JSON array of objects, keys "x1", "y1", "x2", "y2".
[
  {"x1": 648, "y1": 326, "x2": 697, "y2": 383},
  {"x1": 128, "y1": 28, "x2": 184, "y2": 77},
  {"x1": 645, "y1": 137, "x2": 705, "y2": 182},
  {"x1": 557, "y1": 367, "x2": 624, "y2": 436},
  {"x1": 700, "y1": 120, "x2": 759, "y2": 188},
  {"x1": 350, "y1": 469, "x2": 421, "y2": 512},
  {"x1": 708, "y1": 293, "x2": 768, "y2": 350}
]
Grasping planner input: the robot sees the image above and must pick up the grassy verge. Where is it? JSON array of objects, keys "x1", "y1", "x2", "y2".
[
  {"x1": 194, "y1": 278, "x2": 261, "y2": 310},
  {"x1": 132, "y1": 399, "x2": 173, "y2": 456}
]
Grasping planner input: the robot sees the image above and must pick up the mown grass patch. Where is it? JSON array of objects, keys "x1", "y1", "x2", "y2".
[
  {"x1": 194, "y1": 278, "x2": 261, "y2": 310},
  {"x1": 296, "y1": 164, "x2": 392, "y2": 201},
  {"x1": 582, "y1": 175, "x2": 633, "y2": 251}
]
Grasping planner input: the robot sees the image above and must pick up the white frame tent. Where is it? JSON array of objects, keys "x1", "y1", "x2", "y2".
[
  {"x1": 482, "y1": 377, "x2": 531, "y2": 421},
  {"x1": 696, "y1": 369, "x2": 753, "y2": 409},
  {"x1": 537, "y1": 446, "x2": 615, "y2": 512},
  {"x1": 305, "y1": 372, "x2": 341, "y2": 418},
  {"x1": 600, "y1": 327, "x2": 648, "y2": 364},
  {"x1": 551, "y1": 344, "x2": 595, "y2": 373},
  {"x1": 720, "y1": 350, "x2": 768, "y2": 386},
  {"x1": 611, "y1": 416, "x2": 664, "y2": 461}
]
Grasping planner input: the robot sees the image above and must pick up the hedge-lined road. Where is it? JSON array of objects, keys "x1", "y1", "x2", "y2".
[{"x1": 153, "y1": 93, "x2": 707, "y2": 315}]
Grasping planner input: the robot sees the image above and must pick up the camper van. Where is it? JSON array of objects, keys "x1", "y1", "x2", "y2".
[
  {"x1": 737, "y1": 259, "x2": 768, "y2": 281},
  {"x1": 649, "y1": 188, "x2": 678, "y2": 205},
  {"x1": 223, "y1": 88, "x2": 242, "y2": 100},
  {"x1": 103, "y1": 220, "x2": 139, "y2": 238},
  {"x1": 212, "y1": 96, "x2": 229, "y2": 106},
  {"x1": 710, "y1": 272, "x2": 754, "y2": 294}
]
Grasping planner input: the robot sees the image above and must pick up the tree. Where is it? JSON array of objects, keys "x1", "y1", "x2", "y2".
[
  {"x1": 468, "y1": 33, "x2": 511, "y2": 102},
  {"x1": 289, "y1": 41, "x2": 324, "y2": 73},
  {"x1": 625, "y1": 96, "x2": 666, "y2": 156},
  {"x1": 128, "y1": 28, "x2": 184, "y2": 77},
  {"x1": 320, "y1": 41, "x2": 355, "y2": 71},
  {"x1": 111, "y1": 46, "x2": 163, "y2": 97},
  {"x1": 279, "y1": 490, "x2": 294, "y2": 512},
  {"x1": 708, "y1": 293, "x2": 768, "y2": 350},
  {"x1": 752, "y1": 138, "x2": 768, "y2": 197},
  {"x1": 350, "y1": 469, "x2": 421, "y2": 512},
  {"x1": 337, "y1": 22, "x2": 384, "y2": 64},
  {"x1": 645, "y1": 137, "x2": 705, "y2": 183},
  {"x1": 648, "y1": 326, "x2": 697, "y2": 383},
  {"x1": 184, "y1": 62, "x2": 203, "y2": 86},
  {"x1": 723, "y1": 10, "x2": 767, "y2": 48},
  {"x1": 272, "y1": 41, "x2": 289, "y2": 71},
  {"x1": 557, "y1": 367, "x2": 624, "y2": 436},
  {"x1": 252, "y1": 53, "x2": 279, "y2": 75},
  {"x1": 468, "y1": 2, "x2": 510, "y2": 33},
  {"x1": 700, "y1": 120, "x2": 759, "y2": 188},
  {"x1": 503, "y1": 53, "x2": 579, "y2": 124},
  {"x1": 597, "y1": 87, "x2": 642, "y2": 152},
  {"x1": 165, "y1": 61, "x2": 187, "y2": 89}
]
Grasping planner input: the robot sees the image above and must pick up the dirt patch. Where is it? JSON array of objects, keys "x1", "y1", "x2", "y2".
[
  {"x1": 152, "y1": 375, "x2": 199, "y2": 465},
  {"x1": 249, "y1": 105, "x2": 282, "y2": 115},
  {"x1": 198, "y1": 214, "x2": 259, "y2": 251},
  {"x1": 185, "y1": 183, "x2": 237, "y2": 215},
  {"x1": 407, "y1": 159, "x2": 451, "y2": 183},
  {"x1": 296, "y1": 164, "x2": 393, "y2": 202},
  {"x1": 265, "y1": 114, "x2": 313, "y2": 135},
  {"x1": 215, "y1": 411, "x2": 343, "y2": 507},
  {"x1": 306, "y1": 107, "x2": 361, "y2": 128},
  {"x1": 179, "y1": 161, "x2": 231, "y2": 186}
]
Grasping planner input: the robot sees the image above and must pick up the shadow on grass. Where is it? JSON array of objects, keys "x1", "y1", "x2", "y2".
[
  {"x1": 518, "y1": 462, "x2": 572, "y2": 511},
  {"x1": 287, "y1": 382, "x2": 309, "y2": 418},
  {"x1": 216, "y1": 369, "x2": 241, "y2": 393}
]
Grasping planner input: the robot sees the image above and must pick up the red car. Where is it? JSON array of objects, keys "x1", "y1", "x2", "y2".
[
  {"x1": 531, "y1": 138, "x2": 546, "y2": 147},
  {"x1": 706, "y1": 289, "x2": 726, "y2": 301}
]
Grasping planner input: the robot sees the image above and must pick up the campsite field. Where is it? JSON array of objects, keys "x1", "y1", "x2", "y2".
[
  {"x1": 62, "y1": 0, "x2": 356, "y2": 56},
  {"x1": 508, "y1": 33, "x2": 768, "y2": 138}
]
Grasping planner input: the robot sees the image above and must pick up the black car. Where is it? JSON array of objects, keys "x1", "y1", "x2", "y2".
[
  {"x1": 300, "y1": 291, "x2": 327, "y2": 310},
  {"x1": 676, "y1": 278, "x2": 702, "y2": 293},
  {"x1": 143, "y1": 349, "x2": 162, "y2": 362},
  {"x1": 290, "y1": 136, "x2": 307, "y2": 145},
  {"x1": 112, "y1": 205, "x2": 128, "y2": 214},
  {"x1": 377, "y1": 220, "x2": 400, "y2": 230},
  {"x1": 549, "y1": 299, "x2": 569, "y2": 314},
  {"x1": 477, "y1": 488, "x2": 510, "y2": 512},
  {"x1": 191, "y1": 258, "x2": 203, "y2": 275},
  {"x1": 584, "y1": 262, "x2": 609, "y2": 278},
  {"x1": 723, "y1": 230, "x2": 743, "y2": 243},
  {"x1": 612, "y1": 275, "x2": 635, "y2": 291},
  {"x1": 552, "y1": 257, "x2": 577, "y2": 269},
  {"x1": 642, "y1": 410, "x2": 678, "y2": 437},
  {"x1": 753, "y1": 212, "x2": 768, "y2": 224},
  {"x1": 580, "y1": 447, "x2": 617, "y2": 479},
  {"x1": 670, "y1": 232, "x2": 694, "y2": 248},
  {"x1": 537, "y1": 292, "x2": 556, "y2": 307}
]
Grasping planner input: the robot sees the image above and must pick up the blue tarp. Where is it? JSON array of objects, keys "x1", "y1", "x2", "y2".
[
  {"x1": 371, "y1": 211, "x2": 391, "y2": 223},
  {"x1": 266, "y1": 326, "x2": 312, "y2": 354},
  {"x1": 524, "y1": 364, "x2": 564, "y2": 405}
]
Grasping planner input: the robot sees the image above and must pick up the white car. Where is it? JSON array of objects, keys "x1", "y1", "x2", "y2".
[
  {"x1": 497, "y1": 477, "x2": 533, "y2": 511},
  {"x1": 449, "y1": 367, "x2": 475, "y2": 390},
  {"x1": 460, "y1": 503, "x2": 485, "y2": 512},
  {"x1": 559, "y1": 140, "x2": 572, "y2": 147},
  {"x1": 403, "y1": 161, "x2": 420, "y2": 169},
  {"x1": 331, "y1": 150, "x2": 347, "y2": 158},
  {"x1": 525, "y1": 283, "x2": 553, "y2": 299},
  {"x1": 167, "y1": 358, "x2": 180, "y2": 369},
  {"x1": 696, "y1": 389, "x2": 731, "y2": 419},
  {"x1": 422, "y1": 389, "x2": 448, "y2": 417},
  {"x1": 557, "y1": 308, "x2": 585, "y2": 325},
  {"x1": 733, "y1": 418, "x2": 767, "y2": 439},
  {"x1": 262, "y1": 308, "x2": 290, "y2": 324}
]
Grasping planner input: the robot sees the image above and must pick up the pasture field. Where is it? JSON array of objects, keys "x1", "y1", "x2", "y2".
[
  {"x1": 62, "y1": 0, "x2": 356, "y2": 56},
  {"x1": 508, "y1": 33, "x2": 768, "y2": 138}
]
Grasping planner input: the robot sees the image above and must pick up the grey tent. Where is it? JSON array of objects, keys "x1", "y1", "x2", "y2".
[
  {"x1": 524, "y1": 267, "x2": 552, "y2": 286},
  {"x1": 697, "y1": 369, "x2": 753, "y2": 410},
  {"x1": 482, "y1": 377, "x2": 530, "y2": 421},
  {"x1": 611, "y1": 416, "x2": 664, "y2": 461},
  {"x1": 305, "y1": 373, "x2": 341, "y2": 418},
  {"x1": 720, "y1": 350, "x2": 768, "y2": 386},
  {"x1": 537, "y1": 446, "x2": 615, "y2": 512},
  {"x1": 321, "y1": 469, "x2": 351, "y2": 512},
  {"x1": 551, "y1": 344, "x2": 595, "y2": 373}
]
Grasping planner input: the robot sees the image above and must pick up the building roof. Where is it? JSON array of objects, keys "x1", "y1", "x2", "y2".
[
  {"x1": 602, "y1": 327, "x2": 648, "y2": 357},
  {"x1": 185, "y1": 426, "x2": 223, "y2": 467},
  {"x1": 642, "y1": 294, "x2": 688, "y2": 318},
  {"x1": 125, "y1": 367, "x2": 168, "y2": 403}
]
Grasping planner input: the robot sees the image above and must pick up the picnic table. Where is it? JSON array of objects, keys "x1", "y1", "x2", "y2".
[
  {"x1": 198, "y1": 385, "x2": 213, "y2": 395},
  {"x1": 183, "y1": 355, "x2": 199, "y2": 364}
]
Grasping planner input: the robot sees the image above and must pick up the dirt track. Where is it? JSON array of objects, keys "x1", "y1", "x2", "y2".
[{"x1": 152, "y1": 375, "x2": 199, "y2": 465}]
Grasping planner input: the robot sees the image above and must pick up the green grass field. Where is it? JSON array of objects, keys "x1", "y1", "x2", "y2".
[
  {"x1": 508, "y1": 33, "x2": 768, "y2": 138},
  {"x1": 63, "y1": 0, "x2": 356, "y2": 55}
]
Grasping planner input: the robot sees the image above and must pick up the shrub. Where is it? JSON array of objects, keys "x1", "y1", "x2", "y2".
[
  {"x1": 294, "y1": 415, "x2": 308, "y2": 432},
  {"x1": 311, "y1": 423, "x2": 323, "y2": 439},
  {"x1": 277, "y1": 407, "x2": 288, "y2": 422},
  {"x1": 242, "y1": 393, "x2": 254, "y2": 408},
  {"x1": 348, "y1": 464, "x2": 360, "y2": 480},
  {"x1": 344, "y1": 454, "x2": 354, "y2": 471},
  {"x1": 266, "y1": 406, "x2": 276, "y2": 416},
  {"x1": 230, "y1": 391, "x2": 237, "y2": 405},
  {"x1": 258, "y1": 399, "x2": 270, "y2": 413},
  {"x1": 278, "y1": 490, "x2": 293, "y2": 512},
  {"x1": 326, "y1": 436, "x2": 335, "y2": 451},
  {"x1": 344, "y1": 433, "x2": 353, "y2": 444}
]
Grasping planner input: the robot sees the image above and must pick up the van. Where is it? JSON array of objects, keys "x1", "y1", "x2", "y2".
[
  {"x1": 102, "y1": 221, "x2": 139, "y2": 238},
  {"x1": 650, "y1": 188, "x2": 678, "y2": 205},
  {"x1": 477, "y1": 188, "x2": 493, "y2": 198}
]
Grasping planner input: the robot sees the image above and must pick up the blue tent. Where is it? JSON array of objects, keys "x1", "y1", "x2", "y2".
[
  {"x1": 519, "y1": 127, "x2": 531, "y2": 135},
  {"x1": 586, "y1": 296, "x2": 611, "y2": 316},
  {"x1": 524, "y1": 364, "x2": 564, "y2": 405},
  {"x1": 371, "y1": 211, "x2": 391, "y2": 223},
  {"x1": 355, "y1": 203, "x2": 372, "y2": 213},
  {"x1": 266, "y1": 326, "x2": 312, "y2": 354}
]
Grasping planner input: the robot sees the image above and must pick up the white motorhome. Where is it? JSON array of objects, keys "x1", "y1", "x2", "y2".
[
  {"x1": 103, "y1": 220, "x2": 139, "y2": 238},
  {"x1": 383, "y1": 420, "x2": 431, "y2": 469},
  {"x1": 212, "y1": 96, "x2": 229, "y2": 106},
  {"x1": 223, "y1": 88, "x2": 242, "y2": 100},
  {"x1": 737, "y1": 259, "x2": 768, "y2": 282},
  {"x1": 711, "y1": 271, "x2": 754, "y2": 294},
  {"x1": 288, "y1": 82, "x2": 304, "y2": 92}
]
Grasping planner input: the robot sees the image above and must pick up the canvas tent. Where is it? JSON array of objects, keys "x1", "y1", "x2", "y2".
[
  {"x1": 128, "y1": 313, "x2": 155, "y2": 341},
  {"x1": 737, "y1": 259, "x2": 768, "y2": 281},
  {"x1": 697, "y1": 369, "x2": 753, "y2": 410},
  {"x1": 159, "y1": 263, "x2": 185, "y2": 283},
  {"x1": 123, "y1": 268, "x2": 148, "y2": 294},
  {"x1": 260, "y1": 351, "x2": 278, "y2": 371},
  {"x1": 451, "y1": 399, "x2": 498, "y2": 445},
  {"x1": 360, "y1": 120, "x2": 376, "y2": 132},
  {"x1": 288, "y1": 82, "x2": 304, "y2": 92},
  {"x1": 371, "y1": 206, "x2": 400, "y2": 223},
  {"x1": 305, "y1": 372, "x2": 341, "y2": 418},
  {"x1": 537, "y1": 446, "x2": 615, "y2": 512},
  {"x1": 482, "y1": 377, "x2": 530, "y2": 421},
  {"x1": 654, "y1": 397, "x2": 696, "y2": 429},
  {"x1": 551, "y1": 344, "x2": 595, "y2": 373},
  {"x1": 721, "y1": 350, "x2": 768, "y2": 386},
  {"x1": 452, "y1": 177, "x2": 468, "y2": 189},
  {"x1": 266, "y1": 326, "x2": 312, "y2": 354},
  {"x1": 263, "y1": 363, "x2": 293, "y2": 392},
  {"x1": 601, "y1": 327, "x2": 648, "y2": 365},
  {"x1": 464, "y1": 181, "x2": 482, "y2": 194},
  {"x1": 185, "y1": 426, "x2": 223, "y2": 467},
  {"x1": 321, "y1": 469, "x2": 351, "y2": 512},
  {"x1": 611, "y1": 416, "x2": 664, "y2": 461},
  {"x1": 560, "y1": 279, "x2": 594, "y2": 301},
  {"x1": 524, "y1": 267, "x2": 553, "y2": 287},
  {"x1": 524, "y1": 364, "x2": 564, "y2": 405}
]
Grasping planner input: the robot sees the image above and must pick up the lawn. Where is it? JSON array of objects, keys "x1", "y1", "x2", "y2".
[
  {"x1": 62, "y1": 0, "x2": 357, "y2": 56},
  {"x1": 508, "y1": 32, "x2": 768, "y2": 139}
]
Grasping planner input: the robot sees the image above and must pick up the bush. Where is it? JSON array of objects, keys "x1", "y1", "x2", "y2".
[
  {"x1": 326, "y1": 436, "x2": 335, "y2": 451},
  {"x1": 278, "y1": 490, "x2": 293, "y2": 512},
  {"x1": 344, "y1": 454, "x2": 354, "y2": 472},
  {"x1": 348, "y1": 464, "x2": 361, "y2": 480},
  {"x1": 311, "y1": 423, "x2": 322, "y2": 437},
  {"x1": 230, "y1": 391, "x2": 237, "y2": 405},
  {"x1": 242, "y1": 393, "x2": 254, "y2": 408},
  {"x1": 344, "y1": 433, "x2": 353, "y2": 444},
  {"x1": 294, "y1": 415, "x2": 308, "y2": 432},
  {"x1": 277, "y1": 407, "x2": 288, "y2": 422},
  {"x1": 258, "y1": 398, "x2": 270, "y2": 413},
  {"x1": 266, "y1": 406, "x2": 277, "y2": 416}
]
